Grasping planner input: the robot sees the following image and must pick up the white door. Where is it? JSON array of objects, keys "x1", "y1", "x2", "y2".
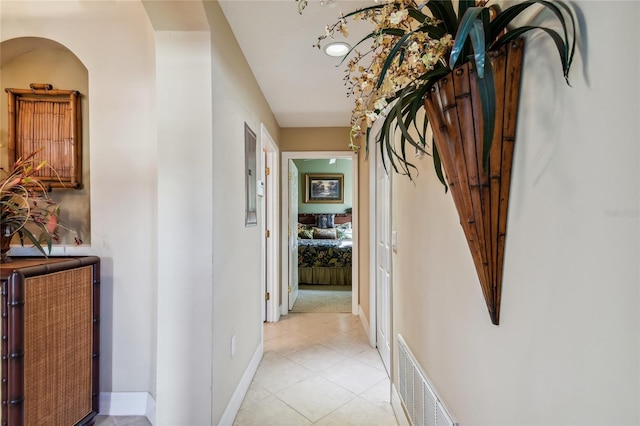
[
  {"x1": 264, "y1": 150, "x2": 269, "y2": 321},
  {"x1": 288, "y1": 161, "x2": 299, "y2": 310},
  {"x1": 262, "y1": 124, "x2": 280, "y2": 322},
  {"x1": 375, "y1": 147, "x2": 392, "y2": 374}
]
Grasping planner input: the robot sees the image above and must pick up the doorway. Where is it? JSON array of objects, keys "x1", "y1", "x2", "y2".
[{"x1": 281, "y1": 151, "x2": 359, "y2": 317}]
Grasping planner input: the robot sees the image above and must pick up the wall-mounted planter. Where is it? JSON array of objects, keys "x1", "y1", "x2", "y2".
[{"x1": 424, "y1": 39, "x2": 525, "y2": 325}]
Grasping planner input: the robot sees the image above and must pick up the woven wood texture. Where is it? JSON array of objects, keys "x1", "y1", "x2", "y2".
[
  {"x1": 16, "y1": 98, "x2": 75, "y2": 180},
  {"x1": 23, "y1": 266, "x2": 93, "y2": 424},
  {"x1": 6, "y1": 86, "x2": 82, "y2": 189},
  {"x1": 424, "y1": 39, "x2": 524, "y2": 325}
]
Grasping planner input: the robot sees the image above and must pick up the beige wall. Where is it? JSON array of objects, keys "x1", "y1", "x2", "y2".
[
  {"x1": 391, "y1": 2, "x2": 639, "y2": 424},
  {"x1": 356, "y1": 139, "x2": 370, "y2": 322},
  {"x1": 0, "y1": 45, "x2": 91, "y2": 245},
  {"x1": 280, "y1": 127, "x2": 350, "y2": 151},
  {"x1": 204, "y1": 1, "x2": 280, "y2": 423},
  {"x1": 1, "y1": 1, "x2": 281, "y2": 424}
]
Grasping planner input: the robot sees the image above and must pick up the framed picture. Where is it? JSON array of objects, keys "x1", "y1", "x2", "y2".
[
  {"x1": 305, "y1": 173, "x2": 344, "y2": 203},
  {"x1": 244, "y1": 123, "x2": 257, "y2": 226}
]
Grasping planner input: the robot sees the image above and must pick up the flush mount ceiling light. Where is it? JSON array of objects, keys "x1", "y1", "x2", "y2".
[{"x1": 324, "y1": 41, "x2": 351, "y2": 57}]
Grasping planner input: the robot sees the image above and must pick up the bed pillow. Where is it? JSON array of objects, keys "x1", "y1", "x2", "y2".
[
  {"x1": 313, "y1": 227, "x2": 337, "y2": 239},
  {"x1": 335, "y1": 222, "x2": 352, "y2": 239},
  {"x1": 297, "y1": 223, "x2": 314, "y2": 239},
  {"x1": 315, "y1": 213, "x2": 335, "y2": 229}
]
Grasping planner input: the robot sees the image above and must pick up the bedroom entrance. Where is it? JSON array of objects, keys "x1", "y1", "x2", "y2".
[{"x1": 281, "y1": 151, "x2": 358, "y2": 317}]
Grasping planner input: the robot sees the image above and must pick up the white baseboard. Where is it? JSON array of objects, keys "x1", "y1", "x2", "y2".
[
  {"x1": 359, "y1": 305, "x2": 374, "y2": 347},
  {"x1": 98, "y1": 341, "x2": 263, "y2": 426},
  {"x1": 218, "y1": 341, "x2": 264, "y2": 426},
  {"x1": 146, "y1": 393, "x2": 157, "y2": 425},
  {"x1": 391, "y1": 384, "x2": 410, "y2": 426},
  {"x1": 99, "y1": 392, "x2": 155, "y2": 421}
]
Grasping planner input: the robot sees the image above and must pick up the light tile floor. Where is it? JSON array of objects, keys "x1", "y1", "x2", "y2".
[
  {"x1": 94, "y1": 313, "x2": 398, "y2": 426},
  {"x1": 233, "y1": 312, "x2": 399, "y2": 426},
  {"x1": 94, "y1": 415, "x2": 151, "y2": 426}
]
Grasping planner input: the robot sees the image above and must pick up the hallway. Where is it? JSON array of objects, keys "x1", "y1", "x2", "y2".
[{"x1": 233, "y1": 312, "x2": 399, "y2": 425}]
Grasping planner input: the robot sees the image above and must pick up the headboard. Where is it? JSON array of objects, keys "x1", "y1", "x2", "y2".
[{"x1": 298, "y1": 213, "x2": 352, "y2": 225}]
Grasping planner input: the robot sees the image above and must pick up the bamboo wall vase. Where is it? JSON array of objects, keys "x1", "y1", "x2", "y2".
[{"x1": 424, "y1": 39, "x2": 524, "y2": 325}]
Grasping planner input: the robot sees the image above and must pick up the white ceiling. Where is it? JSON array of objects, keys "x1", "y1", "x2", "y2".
[{"x1": 219, "y1": 0, "x2": 376, "y2": 128}]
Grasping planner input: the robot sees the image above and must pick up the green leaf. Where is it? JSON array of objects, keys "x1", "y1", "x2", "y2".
[
  {"x1": 407, "y1": 7, "x2": 429, "y2": 24},
  {"x1": 425, "y1": 0, "x2": 458, "y2": 34},
  {"x1": 468, "y1": 18, "x2": 487, "y2": 78},
  {"x1": 492, "y1": 26, "x2": 568, "y2": 77},
  {"x1": 476, "y1": 57, "x2": 496, "y2": 169},
  {"x1": 458, "y1": 0, "x2": 476, "y2": 18},
  {"x1": 377, "y1": 32, "x2": 413, "y2": 87},
  {"x1": 449, "y1": 7, "x2": 483, "y2": 68},
  {"x1": 416, "y1": 24, "x2": 447, "y2": 40},
  {"x1": 16, "y1": 227, "x2": 49, "y2": 256},
  {"x1": 337, "y1": 28, "x2": 405, "y2": 66},
  {"x1": 432, "y1": 139, "x2": 448, "y2": 192},
  {"x1": 490, "y1": 0, "x2": 576, "y2": 82}
]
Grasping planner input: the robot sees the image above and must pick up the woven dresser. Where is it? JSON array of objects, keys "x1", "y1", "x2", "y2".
[{"x1": 0, "y1": 257, "x2": 100, "y2": 426}]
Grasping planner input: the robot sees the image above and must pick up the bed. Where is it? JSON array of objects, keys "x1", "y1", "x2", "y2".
[{"x1": 297, "y1": 213, "x2": 352, "y2": 286}]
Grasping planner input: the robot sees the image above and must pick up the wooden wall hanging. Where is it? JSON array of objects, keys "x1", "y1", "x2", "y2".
[
  {"x1": 5, "y1": 83, "x2": 82, "y2": 189},
  {"x1": 424, "y1": 39, "x2": 525, "y2": 325}
]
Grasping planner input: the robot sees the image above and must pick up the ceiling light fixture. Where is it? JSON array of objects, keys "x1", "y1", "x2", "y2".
[{"x1": 324, "y1": 41, "x2": 351, "y2": 57}]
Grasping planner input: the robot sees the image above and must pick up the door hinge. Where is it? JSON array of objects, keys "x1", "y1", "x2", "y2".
[
  {"x1": 266, "y1": 229, "x2": 270, "y2": 238},
  {"x1": 288, "y1": 228, "x2": 293, "y2": 237},
  {"x1": 266, "y1": 167, "x2": 270, "y2": 176},
  {"x1": 288, "y1": 285, "x2": 292, "y2": 293},
  {"x1": 265, "y1": 292, "x2": 270, "y2": 301},
  {"x1": 288, "y1": 173, "x2": 292, "y2": 180}
]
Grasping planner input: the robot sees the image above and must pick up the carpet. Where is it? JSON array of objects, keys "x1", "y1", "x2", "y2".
[{"x1": 290, "y1": 285, "x2": 352, "y2": 313}]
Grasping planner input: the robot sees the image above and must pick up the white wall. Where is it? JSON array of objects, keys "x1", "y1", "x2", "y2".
[
  {"x1": 155, "y1": 30, "x2": 213, "y2": 424},
  {"x1": 392, "y1": 1, "x2": 639, "y2": 424},
  {"x1": 1, "y1": 2, "x2": 280, "y2": 424},
  {"x1": 1, "y1": 0, "x2": 159, "y2": 396}
]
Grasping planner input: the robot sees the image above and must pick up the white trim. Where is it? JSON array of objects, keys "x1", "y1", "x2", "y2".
[
  {"x1": 359, "y1": 304, "x2": 373, "y2": 347},
  {"x1": 351, "y1": 156, "x2": 359, "y2": 315},
  {"x1": 99, "y1": 392, "x2": 153, "y2": 417},
  {"x1": 146, "y1": 395, "x2": 157, "y2": 425},
  {"x1": 218, "y1": 341, "x2": 264, "y2": 426},
  {"x1": 260, "y1": 124, "x2": 280, "y2": 323},
  {"x1": 280, "y1": 151, "x2": 359, "y2": 316},
  {"x1": 391, "y1": 384, "x2": 411, "y2": 426},
  {"x1": 369, "y1": 145, "x2": 377, "y2": 347}
]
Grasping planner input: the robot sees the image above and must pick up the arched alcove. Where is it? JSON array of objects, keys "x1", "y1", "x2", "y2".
[{"x1": 1, "y1": 37, "x2": 91, "y2": 245}]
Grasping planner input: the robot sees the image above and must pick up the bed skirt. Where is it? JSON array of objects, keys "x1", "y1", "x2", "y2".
[{"x1": 298, "y1": 267, "x2": 352, "y2": 286}]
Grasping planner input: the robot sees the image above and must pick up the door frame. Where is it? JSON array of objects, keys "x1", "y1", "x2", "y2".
[
  {"x1": 370, "y1": 143, "x2": 392, "y2": 373},
  {"x1": 261, "y1": 124, "x2": 280, "y2": 323},
  {"x1": 281, "y1": 151, "x2": 359, "y2": 316}
]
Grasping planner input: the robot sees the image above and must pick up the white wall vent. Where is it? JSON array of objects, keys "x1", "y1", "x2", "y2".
[{"x1": 397, "y1": 334, "x2": 458, "y2": 426}]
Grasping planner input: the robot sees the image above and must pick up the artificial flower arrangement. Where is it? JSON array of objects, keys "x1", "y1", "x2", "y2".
[
  {"x1": 0, "y1": 150, "x2": 80, "y2": 260},
  {"x1": 300, "y1": 0, "x2": 577, "y2": 324},
  {"x1": 303, "y1": 0, "x2": 575, "y2": 183}
]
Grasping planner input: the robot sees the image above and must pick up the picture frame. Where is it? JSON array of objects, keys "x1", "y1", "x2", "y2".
[
  {"x1": 244, "y1": 123, "x2": 257, "y2": 226},
  {"x1": 305, "y1": 173, "x2": 344, "y2": 203}
]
